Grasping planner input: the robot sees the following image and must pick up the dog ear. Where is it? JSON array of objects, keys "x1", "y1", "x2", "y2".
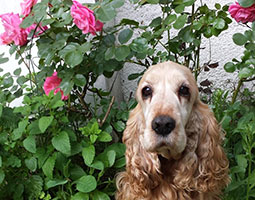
[
  {"x1": 174, "y1": 101, "x2": 229, "y2": 196},
  {"x1": 116, "y1": 104, "x2": 161, "y2": 199},
  {"x1": 194, "y1": 101, "x2": 229, "y2": 193}
]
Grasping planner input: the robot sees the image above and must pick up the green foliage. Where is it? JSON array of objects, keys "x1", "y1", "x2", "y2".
[{"x1": 211, "y1": 89, "x2": 255, "y2": 200}]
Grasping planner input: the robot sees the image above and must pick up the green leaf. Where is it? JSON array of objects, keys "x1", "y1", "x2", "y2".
[
  {"x1": 118, "y1": 29, "x2": 133, "y2": 44},
  {"x1": 17, "y1": 76, "x2": 28, "y2": 85},
  {"x1": 90, "y1": 160, "x2": 104, "y2": 170},
  {"x1": 39, "y1": 116, "x2": 54, "y2": 133},
  {"x1": 238, "y1": 0, "x2": 255, "y2": 7},
  {"x1": 27, "y1": 175, "x2": 43, "y2": 196},
  {"x1": 97, "y1": 5, "x2": 116, "y2": 22},
  {"x1": 65, "y1": 50, "x2": 83, "y2": 68},
  {"x1": 114, "y1": 157, "x2": 126, "y2": 168},
  {"x1": 3, "y1": 77, "x2": 14, "y2": 88},
  {"x1": 174, "y1": 5, "x2": 185, "y2": 13},
  {"x1": 105, "y1": 143, "x2": 125, "y2": 158},
  {"x1": 239, "y1": 67, "x2": 254, "y2": 78},
  {"x1": 233, "y1": 33, "x2": 248, "y2": 46},
  {"x1": 52, "y1": 131, "x2": 71, "y2": 155},
  {"x1": 0, "y1": 57, "x2": 9, "y2": 64},
  {"x1": 173, "y1": 14, "x2": 187, "y2": 29},
  {"x1": 71, "y1": 192, "x2": 89, "y2": 200},
  {"x1": 23, "y1": 136, "x2": 36, "y2": 153},
  {"x1": 215, "y1": 3, "x2": 221, "y2": 9},
  {"x1": 109, "y1": 0, "x2": 125, "y2": 8},
  {"x1": 245, "y1": 42, "x2": 255, "y2": 51},
  {"x1": 51, "y1": 100, "x2": 65, "y2": 109},
  {"x1": 42, "y1": 154, "x2": 56, "y2": 179},
  {"x1": 149, "y1": 17, "x2": 162, "y2": 27},
  {"x1": 164, "y1": 14, "x2": 177, "y2": 25},
  {"x1": 74, "y1": 74, "x2": 87, "y2": 87},
  {"x1": 113, "y1": 121, "x2": 125, "y2": 132},
  {"x1": 120, "y1": 18, "x2": 139, "y2": 26},
  {"x1": 128, "y1": 72, "x2": 144, "y2": 80},
  {"x1": 107, "y1": 150, "x2": 116, "y2": 167},
  {"x1": 25, "y1": 157, "x2": 37, "y2": 172},
  {"x1": 6, "y1": 155, "x2": 21, "y2": 167},
  {"x1": 0, "y1": 156, "x2": 2, "y2": 167},
  {"x1": 79, "y1": 42, "x2": 92, "y2": 53},
  {"x1": 98, "y1": 131, "x2": 112, "y2": 142},
  {"x1": 60, "y1": 79, "x2": 74, "y2": 96},
  {"x1": 20, "y1": 15, "x2": 35, "y2": 28},
  {"x1": 147, "y1": 0, "x2": 159, "y2": 3},
  {"x1": 14, "y1": 68, "x2": 22, "y2": 76},
  {"x1": 91, "y1": 190, "x2": 110, "y2": 200},
  {"x1": 115, "y1": 46, "x2": 130, "y2": 61},
  {"x1": 82, "y1": 145, "x2": 95, "y2": 166},
  {"x1": 46, "y1": 179, "x2": 68, "y2": 189},
  {"x1": 59, "y1": 43, "x2": 78, "y2": 58},
  {"x1": 12, "y1": 119, "x2": 28, "y2": 140},
  {"x1": 90, "y1": 134, "x2": 98, "y2": 144},
  {"x1": 213, "y1": 18, "x2": 225, "y2": 30},
  {"x1": 70, "y1": 165, "x2": 86, "y2": 180},
  {"x1": 76, "y1": 175, "x2": 97, "y2": 193},
  {"x1": 130, "y1": 38, "x2": 148, "y2": 53},
  {"x1": 0, "y1": 52, "x2": 8, "y2": 64},
  {"x1": 105, "y1": 47, "x2": 115, "y2": 60},
  {"x1": 0, "y1": 169, "x2": 5, "y2": 184},
  {"x1": 103, "y1": 34, "x2": 115, "y2": 46},
  {"x1": 91, "y1": 122, "x2": 101, "y2": 135},
  {"x1": 224, "y1": 62, "x2": 236, "y2": 73}
]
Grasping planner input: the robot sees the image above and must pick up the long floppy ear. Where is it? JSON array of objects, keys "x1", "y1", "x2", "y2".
[
  {"x1": 116, "y1": 104, "x2": 161, "y2": 199},
  {"x1": 182, "y1": 100, "x2": 230, "y2": 195}
]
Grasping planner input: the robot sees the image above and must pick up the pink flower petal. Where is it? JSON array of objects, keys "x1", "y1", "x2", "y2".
[
  {"x1": 71, "y1": 0, "x2": 103, "y2": 35},
  {"x1": 229, "y1": 2, "x2": 255, "y2": 23},
  {"x1": 21, "y1": 0, "x2": 38, "y2": 17},
  {"x1": 43, "y1": 72, "x2": 69, "y2": 101},
  {"x1": 0, "y1": 13, "x2": 28, "y2": 46}
]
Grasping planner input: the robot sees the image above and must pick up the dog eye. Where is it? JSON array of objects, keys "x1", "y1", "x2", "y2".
[
  {"x1": 178, "y1": 85, "x2": 190, "y2": 97},
  {"x1": 142, "y1": 86, "x2": 152, "y2": 99}
]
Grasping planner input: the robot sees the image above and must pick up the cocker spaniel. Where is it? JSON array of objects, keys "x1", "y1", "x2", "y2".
[{"x1": 116, "y1": 61, "x2": 229, "y2": 200}]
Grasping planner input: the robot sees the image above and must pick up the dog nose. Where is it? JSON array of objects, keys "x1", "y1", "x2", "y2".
[{"x1": 152, "y1": 115, "x2": 176, "y2": 136}]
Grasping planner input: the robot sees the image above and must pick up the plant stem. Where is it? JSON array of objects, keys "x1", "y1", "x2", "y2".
[
  {"x1": 232, "y1": 78, "x2": 243, "y2": 104},
  {"x1": 99, "y1": 96, "x2": 115, "y2": 127}
]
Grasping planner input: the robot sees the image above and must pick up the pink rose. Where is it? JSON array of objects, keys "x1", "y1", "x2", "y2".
[
  {"x1": 0, "y1": 13, "x2": 28, "y2": 46},
  {"x1": 71, "y1": 0, "x2": 103, "y2": 35},
  {"x1": 95, "y1": 20, "x2": 104, "y2": 32},
  {"x1": 0, "y1": 12, "x2": 47, "y2": 46},
  {"x1": 21, "y1": 0, "x2": 38, "y2": 17},
  {"x1": 229, "y1": 2, "x2": 255, "y2": 23},
  {"x1": 43, "y1": 72, "x2": 69, "y2": 100}
]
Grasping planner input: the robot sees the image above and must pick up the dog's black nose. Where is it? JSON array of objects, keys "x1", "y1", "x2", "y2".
[{"x1": 152, "y1": 115, "x2": 176, "y2": 136}]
